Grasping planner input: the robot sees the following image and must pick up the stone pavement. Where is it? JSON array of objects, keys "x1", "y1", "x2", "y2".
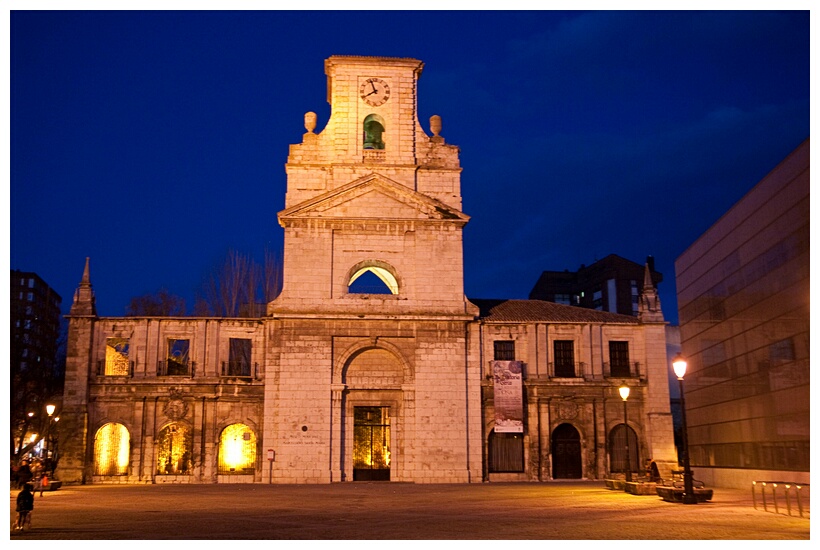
[{"x1": 8, "y1": 481, "x2": 810, "y2": 540}]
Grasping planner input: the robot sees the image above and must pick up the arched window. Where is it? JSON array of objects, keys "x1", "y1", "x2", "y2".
[
  {"x1": 363, "y1": 114, "x2": 386, "y2": 150},
  {"x1": 218, "y1": 423, "x2": 257, "y2": 475},
  {"x1": 156, "y1": 423, "x2": 192, "y2": 475},
  {"x1": 94, "y1": 422, "x2": 130, "y2": 476},
  {"x1": 348, "y1": 262, "x2": 399, "y2": 295},
  {"x1": 609, "y1": 423, "x2": 640, "y2": 474}
]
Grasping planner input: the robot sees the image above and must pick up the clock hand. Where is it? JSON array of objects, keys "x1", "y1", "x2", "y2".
[{"x1": 370, "y1": 81, "x2": 377, "y2": 93}]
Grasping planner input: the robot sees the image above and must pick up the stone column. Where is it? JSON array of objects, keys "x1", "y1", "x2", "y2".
[
  {"x1": 330, "y1": 384, "x2": 346, "y2": 482},
  {"x1": 401, "y1": 385, "x2": 416, "y2": 482}
]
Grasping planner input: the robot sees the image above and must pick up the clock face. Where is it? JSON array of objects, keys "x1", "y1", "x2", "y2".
[{"x1": 360, "y1": 78, "x2": 391, "y2": 107}]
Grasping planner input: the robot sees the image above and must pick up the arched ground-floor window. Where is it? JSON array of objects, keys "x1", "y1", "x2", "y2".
[
  {"x1": 218, "y1": 423, "x2": 257, "y2": 475},
  {"x1": 156, "y1": 423, "x2": 192, "y2": 475},
  {"x1": 609, "y1": 423, "x2": 640, "y2": 475},
  {"x1": 94, "y1": 422, "x2": 130, "y2": 476}
]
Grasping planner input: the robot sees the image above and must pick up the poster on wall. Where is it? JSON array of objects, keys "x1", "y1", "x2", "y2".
[{"x1": 492, "y1": 360, "x2": 524, "y2": 433}]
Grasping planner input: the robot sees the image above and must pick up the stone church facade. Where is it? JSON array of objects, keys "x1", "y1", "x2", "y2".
[{"x1": 59, "y1": 56, "x2": 677, "y2": 485}]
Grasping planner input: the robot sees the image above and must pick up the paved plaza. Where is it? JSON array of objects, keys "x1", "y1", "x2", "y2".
[{"x1": 9, "y1": 481, "x2": 810, "y2": 540}]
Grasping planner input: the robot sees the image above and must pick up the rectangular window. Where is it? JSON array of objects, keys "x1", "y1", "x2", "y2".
[
  {"x1": 609, "y1": 341, "x2": 630, "y2": 377},
  {"x1": 554, "y1": 293, "x2": 571, "y2": 305},
  {"x1": 553, "y1": 340, "x2": 575, "y2": 377},
  {"x1": 493, "y1": 340, "x2": 515, "y2": 361},
  {"x1": 28, "y1": 278, "x2": 35, "y2": 288},
  {"x1": 769, "y1": 338, "x2": 795, "y2": 364},
  {"x1": 489, "y1": 433, "x2": 524, "y2": 472},
  {"x1": 166, "y1": 338, "x2": 190, "y2": 376},
  {"x1": 27, "y1": 292, "x2": 33, "y2": 301},
  {"x1": 607, "y1": 278, "x2": 617, "y2": 312},
  {"x1": 592, "y1": 289, "x2": 603, "y2": 310},
  {"x1": 227, "y1": 338, "x2": 252, "y2": 377},
  {"x1": 105, "y1": 337, "x2": 130, "y2": 376}
]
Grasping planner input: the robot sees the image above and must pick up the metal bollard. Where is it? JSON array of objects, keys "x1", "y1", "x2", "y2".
[
  {"x1": 752, "y1": 481, "x2": 757, "y2": 510},
  {"x1": 761, "y1": 482, "x2": 768, "y2": 512},
  {"x1": 794, "y1": 484, "x2": 804, "y2": 518},
  {"x1": 771, "y1": 483, "x2": 779, "y2": 514},
  {"x1": 784, "y1": 484, "x2": 792, "y2": 516}
]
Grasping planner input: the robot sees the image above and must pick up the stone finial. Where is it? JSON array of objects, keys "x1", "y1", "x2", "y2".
[
  {"x1": 637, "y1": 262, "x2": 664, "y2": 323},
  {"x1": 429, "y1": 115, "x2": 442, "y2": 137},
  {"x1": 81, "y1": 256, "x2": 91, "y2": 284},
  {"x1": 70, "y1": 257, "x2": 97, "y2": 317},
  {"x1": 304, "y1": 112, "x2": 317, "y2": 134}
]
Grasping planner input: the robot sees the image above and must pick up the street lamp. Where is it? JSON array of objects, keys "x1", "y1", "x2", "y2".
[
  {"x1": 618, "y1": 384, "x2": 632, "y2": 482},
  {"x1": 45, "y1": 404, "x2": 56, "y2": 461},
  {"x1": 673, "y1": 353, "x2": 697, "y2": 504}
]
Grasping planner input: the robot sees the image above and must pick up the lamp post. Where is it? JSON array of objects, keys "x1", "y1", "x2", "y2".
[
  {"x1": 50, "y1": 416, "x2": 60, "y2": 477},
  {"x1": 672, "y1": 354, "x2": 697, "y2": 504},
  {"x1": 618, "y1": 384, "x2": 632, "y2": 482},
  {"x1": 45, "y1": 404, "x2": 55, "y2": 461}
]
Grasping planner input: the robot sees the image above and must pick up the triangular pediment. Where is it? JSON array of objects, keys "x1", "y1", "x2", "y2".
[{"x1": 279, "y1": 174, "x2": 469, "y2": 222}]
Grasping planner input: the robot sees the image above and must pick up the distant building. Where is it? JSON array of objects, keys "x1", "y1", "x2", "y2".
[
  {"x1": 529, "y1": 254, "x2": 663, "y2": 316},
  {"x1": 10, "y1": 270, "x2": 62, "y2": 376},
  {"x1": 674, "y1": 138, "x2": 809, "y2": 490}
]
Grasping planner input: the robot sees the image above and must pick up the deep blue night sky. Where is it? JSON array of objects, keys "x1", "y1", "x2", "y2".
[{"x1": 9, "y1": 10, "x2": 811, "y2": 326}]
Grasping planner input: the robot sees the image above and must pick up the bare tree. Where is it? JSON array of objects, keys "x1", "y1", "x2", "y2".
[
  {"x1": 263, "y1": 248, "x2": 283, "y2": 303},
  {"x1": 198, "y1": 248, "x2": 282, "y2": 317},
  {"x1": 11, "y1": 321, "x2": 65, "y2": 463},
  {"x1": 125, "y1": 288, "x2": 186, "y2": 316}
]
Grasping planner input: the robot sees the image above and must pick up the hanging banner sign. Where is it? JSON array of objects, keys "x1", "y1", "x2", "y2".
[{"x1": 492, "y1": 360, "x2": 524, "y2": 433}]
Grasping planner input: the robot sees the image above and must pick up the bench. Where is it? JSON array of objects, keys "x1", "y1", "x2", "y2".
[{"x1": 656, "y1": 471, "x2": 713, "y2": 502}]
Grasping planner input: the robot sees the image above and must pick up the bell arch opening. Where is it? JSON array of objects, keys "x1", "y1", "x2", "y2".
[
  {"x1": 347, "y1": 261, "x2": 399, "y2": 295},
  {"x1": 363, "y1": 114, "x2": 386, "y2": 150}
]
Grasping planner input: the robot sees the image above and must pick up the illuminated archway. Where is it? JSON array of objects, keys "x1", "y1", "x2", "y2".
[
  {"x1": 218, "y1": 423, "x2": 257, "y2": 474},
  {"x1": 347, "y1": 261, "x2": 399, "y2": 295},
  {"x1": 156, "y1": 423, "x2": 192, "y2": 475},
  {"x1": 94, "y1": 422, "x2": 130, "y2": 476}
]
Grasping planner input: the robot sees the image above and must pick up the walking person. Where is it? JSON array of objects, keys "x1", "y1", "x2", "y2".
[
  {"x1": 39, "y1": 471, "x2": 49, "y2": 496},
  {"x1": 14, "y1": 483, "x2": 34, "y2": 531}
]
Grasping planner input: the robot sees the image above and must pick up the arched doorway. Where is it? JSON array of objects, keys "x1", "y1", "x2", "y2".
[
  {"x1": 608, "y1": 423, "x2": 640, "y2": 476},
  {"x1": 551, "y1": 423, "x2": 582, "y2": 479},
  {"x1": 341, "y1": 346, "x2": 406, "y2": 482}
]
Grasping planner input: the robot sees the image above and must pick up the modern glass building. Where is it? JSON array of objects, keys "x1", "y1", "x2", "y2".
[{"x1": 674, "y1": 139, "x2": 809, "y2": 489}]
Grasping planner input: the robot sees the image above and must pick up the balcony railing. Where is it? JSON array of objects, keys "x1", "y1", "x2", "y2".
[
  {"x1": 220, "y1": 361, "x2": 259, "y2": 379},
  {"x1": 157, "y1": 360, "x2": 196, "y2": 378},
  {"x1": 96, "y1": 360, "x2": 134, "y2": 377},
  {"x1": 549, "y1": 362, "x2": 586, "y2": 378},
  {"x1": 603, "y1": 361, "x2": 642, "y2": 379}
]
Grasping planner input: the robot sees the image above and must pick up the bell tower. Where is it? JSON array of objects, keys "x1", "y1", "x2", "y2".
[
  {"x1": 265, "y1": 57, "x2": 482, "y2": 484},
  {"x1": 270, "y1": 56, "x2": 473, "y2": 317}
]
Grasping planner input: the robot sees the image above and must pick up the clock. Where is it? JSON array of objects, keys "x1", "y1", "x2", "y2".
[{"x1": 360, "y1": 78, "x2": 391, "y2": 106}]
